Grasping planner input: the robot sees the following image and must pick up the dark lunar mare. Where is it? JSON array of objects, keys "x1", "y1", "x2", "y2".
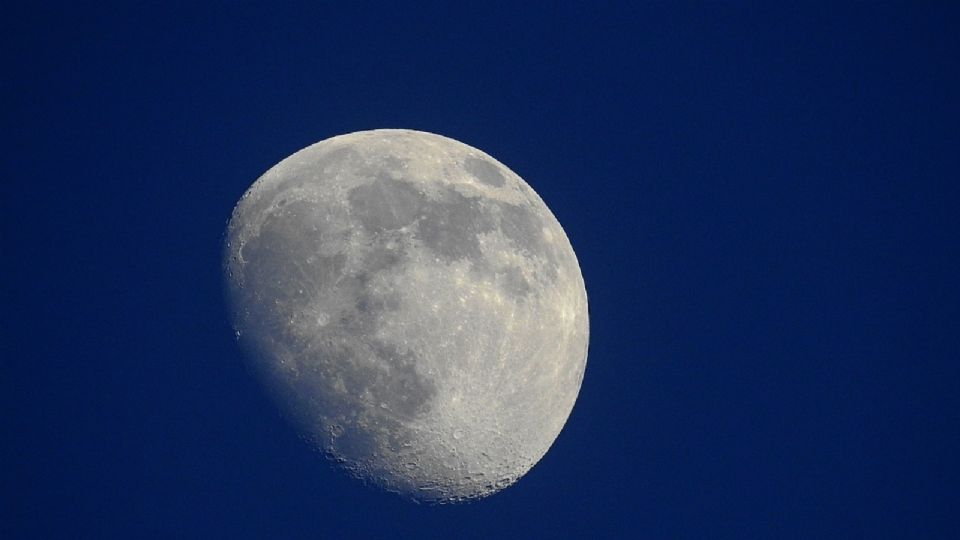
[
  {"x1": 347, "y1": 173, "x2": 557, "y2": 294},
  {"x1": 464, "y1": 156, "x2": 507, "y2": 187}
]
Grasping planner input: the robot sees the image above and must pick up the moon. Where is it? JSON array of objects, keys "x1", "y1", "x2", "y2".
[{"x1": 223, "y1": 129, "x2": 588, "y2": 502}]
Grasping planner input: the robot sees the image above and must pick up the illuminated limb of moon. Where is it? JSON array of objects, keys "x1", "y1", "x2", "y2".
[{"x1": 224, "y1": 130, "x2": 588, "y2": 502}]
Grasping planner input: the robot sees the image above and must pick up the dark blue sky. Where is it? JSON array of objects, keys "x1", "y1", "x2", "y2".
[{"x1": 6, "y1": 3, "x2": 959, "y2": 538}]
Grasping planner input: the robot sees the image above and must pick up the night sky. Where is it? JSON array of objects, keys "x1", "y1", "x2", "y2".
[{"x1": 6, "y1": 3, "x2": 960, "y2": 538}]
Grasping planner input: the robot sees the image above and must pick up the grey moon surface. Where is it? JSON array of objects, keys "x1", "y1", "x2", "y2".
[{"x1": 223, "y1": 129, "x2": 588, "y2": 502}]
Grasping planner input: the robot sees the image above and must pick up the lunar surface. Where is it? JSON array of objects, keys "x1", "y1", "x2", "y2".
[{"x1": 223, "y1": 129, "x2": 588, "y2": 502}]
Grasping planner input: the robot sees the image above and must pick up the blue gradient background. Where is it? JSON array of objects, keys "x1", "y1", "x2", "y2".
[{"x1": 6, "y1": 3, "x2": 959, "y2": 538}]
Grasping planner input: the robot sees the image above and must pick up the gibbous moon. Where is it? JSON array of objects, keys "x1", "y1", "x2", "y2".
[{"x1": 223, "y1": 129, "x2": 588, "y2": 502}]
